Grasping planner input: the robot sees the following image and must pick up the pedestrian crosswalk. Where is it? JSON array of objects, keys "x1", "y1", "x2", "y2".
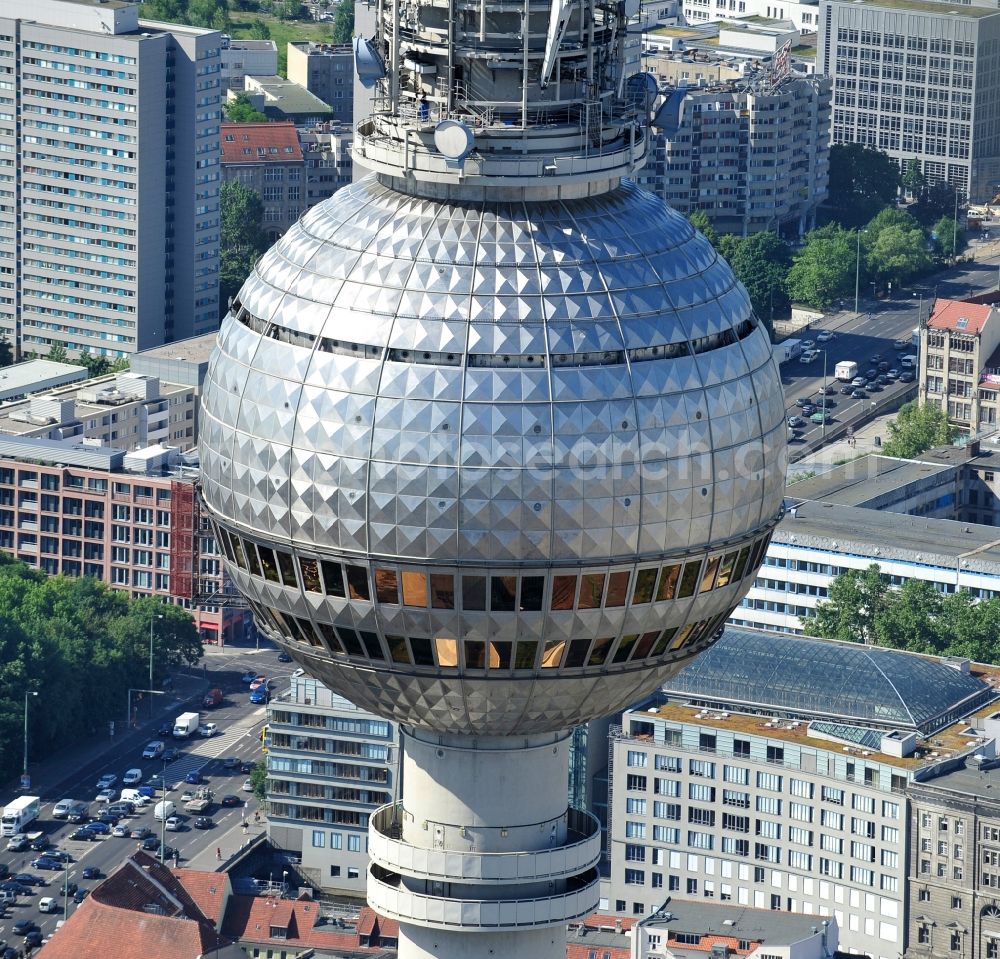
[{"x1": 161, "y1": 710, "x2": 266, "y2": 785}]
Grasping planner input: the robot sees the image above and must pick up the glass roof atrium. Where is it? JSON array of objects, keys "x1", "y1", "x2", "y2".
[{"x1": 665, "y1": 629, "x2": 994, "y2": 734}]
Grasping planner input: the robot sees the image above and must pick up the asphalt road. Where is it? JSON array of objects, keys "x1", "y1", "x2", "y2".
[
  {"x1": 0, "y1": 644, "x2": 294, "y2": 949},
  {"x1": 781, "y1": 246, "x2": 1000, "y2": 448}
]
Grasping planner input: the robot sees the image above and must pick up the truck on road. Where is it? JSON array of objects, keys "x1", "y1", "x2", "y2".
[
  {"x1": 1, "y1": 796, "x2": 40, "y2": 836},
  {"x1": 172, "y1": 712, "x2": 200, "y2": 739},
  {"x1": 184, "y1": 789, "x2": 213, "y2": 814},
  {"x1": 835, "y1": 360, "x2": 858, "y2": 382},
  {"x1": 777, "y1": 339, "x2": 803, "y2": 363}
]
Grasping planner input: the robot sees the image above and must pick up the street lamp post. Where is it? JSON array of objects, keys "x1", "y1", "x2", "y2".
[
  {"x1": 149, "y1": 613, "x2": 163, "y2": 712},
  {"x1": 22, "y1": 690, "x2": 37, "y2": 785},
  {"x1": 127, "y1": 688, "x2": 165, "y2": 729}
]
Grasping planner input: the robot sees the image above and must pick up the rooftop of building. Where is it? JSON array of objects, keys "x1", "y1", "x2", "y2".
[
  {"x1": 837, "y1": 0, "x2": 1000, "y2": 16},
  {"x1": 912, "y1": 752, "x2": 1000, "y2": 801},
  {"x1": 928, "y1": 297, "x2": 993, "y2": 333},
  {"x1": 0, "y1": 360, "x2": 88, "y2": 400},
  {"x1": 222, "y1": 38, "x2": 277, "y2": 50},
  {"x1": 637, "y1": 898, "x2": 829, "y2": 946},
  {"x1": 774, "y1": 495, "x2": 1000, "y2": 573},
  {"x1": 649, "y1": 24, "x2": 706, "y2": 36},
  {"x1": 132, "y1": 333, "x2": 218, "y2": 367},
  {"x1": 55, "y1": 0, "x2": 133, "y2": 8},
  {"x1": 289, "y1": 40, "x2": 353, "y2": 54},
  {"x1": 244, "y1": 76, "x2": 334, "y2": 118},
  {"x1": 664, "y1": 628, "x2": 994, "y2": 734},
  {"x1": 221, "y1": 121, "x2": 303, "y2": 164}
]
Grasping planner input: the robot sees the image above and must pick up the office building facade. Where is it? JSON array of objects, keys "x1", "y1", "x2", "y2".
[
  {"x1": 606, "y1": 629, "x2": 1000, "y2": 959},
  {"x1": 265, "y1": 676, "x2": 399, "y2": 898},
  {"x1": 286, "y1": 42, "x2": 354, "y2": 122},
  {"x1": 640, "y1": 72, "x2": 831, "y2": 237},
  {"x1": 0, "y1": 0, "x2": 221, "y2": 361},
  {"x1": 819, "y1": 0, "x2": 1000, "y2": 203}
]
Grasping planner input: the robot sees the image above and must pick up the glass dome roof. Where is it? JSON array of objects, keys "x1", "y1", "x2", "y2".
[{"x1": 666, "y1": 628, "x2": 993, "y2": 733}]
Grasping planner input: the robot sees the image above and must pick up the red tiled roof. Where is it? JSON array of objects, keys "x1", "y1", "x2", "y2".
[
  {"x1": 928, "y1": 298, "x2": 992, "y2": 333},
  {"x1": 172, "y1": 867, "x2": 231, "y2": 923},
  {"x1": 358, "y1": 905, "x2": 399, "y2": 942},
  {"x1": 221, "y1": 121, "x2": 303, "y2": 164},
  {"x1": 566, "y1": 942, "x2": 631, "y2": 959},
  {"x1": 668, "y1": 933, "x2": 756, "y2": 954}
]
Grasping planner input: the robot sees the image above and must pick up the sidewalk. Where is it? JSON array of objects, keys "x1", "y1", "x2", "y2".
[
  {"x1": 185, "y1": 813, "x2": 268, "y2": 872},
  {"x1": 789, "y1": 409, "x2": 899, "y2": 480}
]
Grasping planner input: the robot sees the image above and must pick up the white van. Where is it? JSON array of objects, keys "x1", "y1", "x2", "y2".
[
  {"x1": 900, "y1": 355, "x2": 918, "y2": 369},
  {"x1": 121, "y1": 789, "x2": 150, "y2": 807},
  {"x1": 122, "y1": 769, "x2": 142, "y2": 786},
  {"x1": 38, "y1": 897, "x2": 58, "y2": 913},
  {"x1": 153, "y1": 800, "x2": 176, "y2": 821}
]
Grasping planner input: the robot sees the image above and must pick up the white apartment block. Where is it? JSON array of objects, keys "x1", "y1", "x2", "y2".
[
  {"x1": 0, "y1": 0, "x2": 222, "y2": 361},
  {"x1": 819, "y1": 0, "x2": 1000, "y2": 202},
  {"x1": 219, "y1": 36, "x2": 277, "y2": 91},
  {"x1": 682, "y1": 0, "x2": 820, "y2": 31},
  {"x1": 265, "y1": 676, "x2": 399, "y2": 898},
  {"x1": 606, "y1": 629, "x2": 1000, "y2": 959}
]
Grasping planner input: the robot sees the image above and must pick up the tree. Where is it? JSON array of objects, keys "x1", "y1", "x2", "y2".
[
  {"x1": 718, "y1": 232, "x2": 791, "y2": 330},
  {"x1": 0, "y1": 336, "x2": 13, "y2": 369},
  {"x1": 78, "y1": 351, "x2": 111, "y2": 379},
  {"x1": 785, "y1": 223, "x2": 857, "y2": 310},
  {"x1": 140, "y1": 0, "x2": 185, "y2": 20},
  {"x1": 331, "y1": 0, "x2": 355, "y2": 43},
  {"x1": 250, "y1": 758, "x2": 268, "y2": 802},
  {"x1": 825, "y1": 144, "x2": 901, "y2": 229},
  {"x1": 47, "y1": 342, "x2": 70, "y2": 364},
  {"x1": 939, "y1": 591, "x2": 1000, "y2": 663},
  {"x1": 223, "y1": 92, "x2": 267, "y2": 123},
  {"x1": 810, "y1": 564, "x2": 891, "y2": 646},
  {"x1": 881, "y1": 400, "x2": 956, "y2": 458},
  {"x1": 186, "y1": 0, "x2": 229, "y2": 28},
  {"x1": 220, "y1": 180, "x2": 268, "y2": 316},
  {"x1": 866, "y1": 223, "x2": 931, "y2": 289},
  {"x1": 872, "y1": 579, "x2": 943, "y2": 653},
  {"x1": 912, "y1": 181, "x2": 963, "y2": 227},
  {"x1": 931, "y1": 215, "x2": 967, "y2": 260},
  {"x1": 687, "y1": 210, "x2": 718, "y2": 250},
  {"x1": 902, "y1": 158, "x2": 925, "y2": 198},
  {"x1": 276, "y1": 0, "x2": 306, "y2": 18},
  {"x1": 248, "y1": 18, "x2": 272, "y2": 39}
]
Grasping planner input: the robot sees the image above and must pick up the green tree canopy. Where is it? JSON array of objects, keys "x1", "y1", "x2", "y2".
[
  {"x1": 687, "y1": 210, "x2": 719, "y2": 249},
  {"x1": 140, "y1": 0, "x2": 228, "y2": 27},
  {"x1": 250, "y1": 758, "x2": 268, "y2": 802},
  {"x1": 220, "y1": 179, "x2": 268, "y2": 317},
  {"x1": 46, "y1": 342, "x2": 70, "y2": 364},
  {"x1": 785, "y1": 223, "x2": 857, "y2": 310},
  {"x1": 902, "y1": 158, "x2": 925, "y2": 198},
  {"x1": 331, "y1": 0, "x2": 355, "y2": 42},
  {"x1": 223, "y1": 92, "x2": 267, "y2": 123},
  {"x1": 866, "y1": 223, "x2": 931, "y2": 289},
  {"x1": 825, "y1": 144, "x2": 901, "y2": 229},
  {"x1": 913, "y1": 181, "x2": 963, "y2": 227},
  {"x1": 718, "y1": 232, "x2": 791, "y2": 330},
  {"x1": 880, "y1": 400, "x2": 956, "y2": 458},
  {"x1": 0, "y1": 559, "x2": 202, "y2": 784},
  {"x1": 78, "y1": 350, "x2": 111, "y2": 379},
  {"x1": 811, "y1": 562, "x2": 1000, "y2": 661},
  {"x1": 248, "y1": 18, "x2": 272, "y2": 39},
  {"x1": 0, "y1": 336, "x2": 14, "y2": 369},
  {"x1": 931, "y1": 215, "x2": 967, "y2": 260}
]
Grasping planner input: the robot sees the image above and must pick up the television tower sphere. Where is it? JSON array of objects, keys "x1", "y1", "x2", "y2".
[{"x1": 199, "y1": 1, "x2": 785, "y2": 953}]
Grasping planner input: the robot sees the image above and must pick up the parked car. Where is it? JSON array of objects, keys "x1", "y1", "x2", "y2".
[
  {"x1": 95, "y1": 789, "x2": 115, "y2": 804},
  {"x1": 11, "y1": 921, "x2": 37, "y2": 937},
  {"x1": 0, "y1": 882, "x2": 32, "y2": 896},
  {"x1": 69, "y1": 828, "x2": 95, "y2": 842},
  {"x1": 28, "y1": 837, "x2": 49, "y2": 852},
  {"x1": 83, "y1": 821, "x2": 110, "y2": 835},
  {"x1": 13, "y1": 874, "x2": 45, "y2": 888},
  {"x1": 29, "y1": 858, "x2": 62, "y2": 871},
  {"x1": 6, "y1": 835, "x2": 29, "y2": 853},
  {"x1": 122, "y1": 768, "x2": 142, "y2": 786},
  {"x1": 95, "y1": 774, "x2": 117, "y2": 790},
  {"x1": 95, "y1": 813, "x2": 119, "y2": 827},
  {"x1": 112, "y1": 826, "x2": 129, "y2": 838},
  {"x1": 45, "y1": 850, "x2": 70, "y2": 863}
]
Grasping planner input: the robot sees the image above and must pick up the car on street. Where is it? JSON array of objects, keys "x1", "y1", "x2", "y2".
[
  {"x1": 795, "y1": 396, "x2": 812, "y2": 407},
  {"x1": 799, "y1": 350, "x2": 819, "y2": 364},
  {"x1": 156, "y1": 722, "x2": 173, "y2": 737},
  {"x1": 142, "y1": 741, "x2": 165, "y2": 760},
  {"x1": 864, "y1": 368, "x2": 877, "y2": 380},
  {"x1": 24, "y1": 930, "x2": 43, "y2": 949},
  {"x1": 123, "y1": 768, "x2": 142, "y2": 785},
  {"x1": 220, "y1": 795, "x2": 242, "y2": 808},
  {"x1": 28, "y1": 836, "x2": 49, "y2": 852},
  {"x1": 165, "y1": 817, "x2": 182, "y2": 832},
  {"x1": 73, "y1": 888, "x2": 88, "y2": 904},
  {"x1": 878, "y1": 360, "x2": 889, "y2": 372},
  {"x1": 870, "y1": 353, "x2": 882, "y2": 363},
  {"x1": 6, "y1": 835, "x2": 29, "y2": 853},
  {"x1": 0, "y1": 882, "x2": 32, "y2": 896},
  {"x1": 83, "y1": 821, "x2": 110, "y2": 835},
  {"x1": 893, "y1": 339, "x2": 909, "y2": 350},
  {"x1": 82, "y1": 867, "x2": 101, "y2": 880},
  {"x1": 222, "y1": 756, "x2": 240, "y2": 769},
  {"x1": 242, "y1": 778, "x2": 254, "y2": 792},
  {"x1": 277, "y1": 651, "x2": 292, "y2": 662},
  {"x1": 112, "y1": 826, "x2": 129, "y2": 838},
  {"x1": 876, "y1": 374, "x2": 890, "y2": 385},
  {"x1": 131, "y1": 827, "x2": 152, "y2": 840},
  {"x1": 140, "y1": 836, "x2": 160, "y2": 851},
  {"x1": 887, "y1": 368, "x2": 900, "y2": 379},
  {"x1": 801, "y1": 340, "x2": 816, "y2": 351},
  {"x1": 816, "y1": 331, "x2": 834, "y2": 343},
  {"x1": 817, "y1": 384, "x2": 836, "y2": 395},
  {"x1": 866, "y1": 380, "x2": 882, "y2": 392},
  {"x1": 193, "y1": 816, "x2": 213, "y2": 830},
  {"x1": 95, "y1": 788, "x2": 116, "y2": 804},
  {"x1": 96, "y1": 774, "x2": 117, "y2": 791},
  {"x1": 12, "y1": 921, "x2": 37, "y2": 937},
  {"x1": 95, "y1": 813, "x2": 119, "y2": 827},
  {"x1": 146, "y1": 774, "x2": 169, "y2": 789},
  {"x1": 852, "y1": 388, "x2": 867, "y2": 399},
  {"x1": 240, "y1": 761, "x2": 256, "y2": 774},
  {"x1": 810, "y1": 411, "x2": 830, "y2": 424},
  {"x1": 45, "y1": 850, "x2": 70, "y2": 863},
  {"x1": 69, "y1": 827, "x2": 95, "y2": 842},
  {"x1": 900, "y1": 370, "x2": 915, "y2": 382},
  {"x1": 29, "y1": 858, "x2": 62, "y2": 871},
  {"x1": 249, "y1": 676, "x2": 266, "y2": 691},
  {"x1": 185, "y1": 771, "x2": 203, "y2": 785},
  {"x1": 799, "y1": 403, "x2": 816, "y2": 415},
  {"x1": 198, "y1": 723, "x2": 218, "y2": 738},
  {"x1": 249, "y1": 688, "x2": 268, "y2": 705},
  {"x1": 13, "y1": 874, "x2": 45, "y2": 887},
  {"x1": 839, "y1": 385, "x2": 854, "y2": 395},
  {"x1": 162, "y1": 747, "x2": 179, "y2": 763}
]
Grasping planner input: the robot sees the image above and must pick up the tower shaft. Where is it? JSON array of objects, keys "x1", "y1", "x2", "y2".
[{"x1": 368, "y1": 730, "x2": 601, "y2": 958}]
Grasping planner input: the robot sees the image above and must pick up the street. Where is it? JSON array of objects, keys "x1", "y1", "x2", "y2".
[
  {"x1": 780, "y1": 245, "x2": 1000, "y2": 447},
  {"x1": 0, "y1": 643, "x2": 291, "y2": 948}
]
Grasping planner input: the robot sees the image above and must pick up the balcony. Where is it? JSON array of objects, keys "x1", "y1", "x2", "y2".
[
  {"x1": 367, "y1": 864, "x2": 600, "y2": 931},
  {"x1": 369, "y1": 804, "x2": 601, "y2": 885}
]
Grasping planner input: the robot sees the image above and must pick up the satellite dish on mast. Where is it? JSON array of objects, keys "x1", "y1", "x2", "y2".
[
  {"x1": 433, "y1": 120, "x2": 475, "y2": 166},
  {"x1": 354, "y1": 37, "x2": 386, "y2": 88}
]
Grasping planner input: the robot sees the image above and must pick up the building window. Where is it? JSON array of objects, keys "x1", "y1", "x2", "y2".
[{"x1": 311, "y1": 830, "x2": 325, "y2": 848}]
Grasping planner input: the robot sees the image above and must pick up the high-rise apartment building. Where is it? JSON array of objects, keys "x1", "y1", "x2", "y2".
[
  {"x1": 0, "y1": 0, "x2": 222, "y2": 361},
  {"x1": 640, "y1": 71, "x2": 831, "y2": 237},
  {"x1": 818, "y1": 0, "x2": 1000, "y2": 202}
]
